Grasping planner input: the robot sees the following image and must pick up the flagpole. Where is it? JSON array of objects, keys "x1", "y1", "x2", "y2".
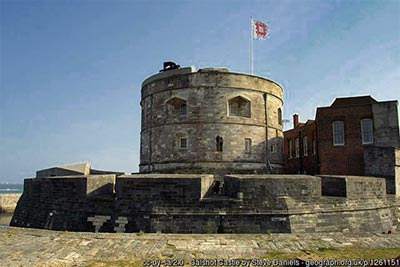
[{"x1": 250, "y1": 17, "x2": 253, "y2": 75}]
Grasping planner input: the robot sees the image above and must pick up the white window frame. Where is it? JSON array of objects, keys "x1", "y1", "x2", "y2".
[
  {"x1": 332, "y1": 121, "x2": 345, "y2": 146},
  {"x1": 312, "y1": 139, "x2": 316, "y2": 155},
  {"x1": 289, "y1": 139, "x2": 293, "y2": 159},
  {"x1": 295, "y1": 138, "x2": 300, "y2": 158},
  {"x1": 303, "y1": 136, "x2": 308, "y2": 156},
  {"x1": 361, "y1": 118, "x2": 373, "y2": 144}
]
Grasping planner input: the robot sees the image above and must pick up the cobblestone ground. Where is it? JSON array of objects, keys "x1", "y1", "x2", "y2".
[{"x1": 1, "y1": 227, "x2": 400, "y2": 267}]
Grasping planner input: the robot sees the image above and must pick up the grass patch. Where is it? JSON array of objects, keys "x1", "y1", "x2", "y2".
[
  {"x1": 316, "y1": 247, "x2": 339, "y2": 252},
  {"x1": 84, "y1": 259, "x2": 143, "y2": 267}
]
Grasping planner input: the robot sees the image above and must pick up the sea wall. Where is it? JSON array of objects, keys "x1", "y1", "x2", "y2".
[
  {"x1": 11, "y1": 174, "x2": 399, "y2": 233},
  {"x1": 11, "y1": 175, "x2": 115, "y2": 231},
  {"x1": 0, "y1": 193, "x2": 22, "y2": 213}
]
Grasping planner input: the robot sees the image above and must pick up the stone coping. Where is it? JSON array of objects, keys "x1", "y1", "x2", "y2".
[
  {"x1": 226, "y1": 174, "x2": 316, "y2": 179},
  {"x1": 317, "y1": 175, "x2": 388, "y2": 181},
  {"x1": 119, "y1": 174, "x2": 214, "y2": 179}
]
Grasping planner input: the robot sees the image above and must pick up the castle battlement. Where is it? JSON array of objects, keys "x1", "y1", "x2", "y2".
[{"x1": 11, "y1": 173, "x2": 398, "y2": 233}]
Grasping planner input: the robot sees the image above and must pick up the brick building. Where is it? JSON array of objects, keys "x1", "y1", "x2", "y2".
[
  {"x1": 316, "y1": 96, "x2": 377, "y2": 175},
  {"x1": 284, "y1": 114, "x2": 318, "y2": 175},
  {"x1": 284, "y1": 95, "x2": 400, "y2": 193}
]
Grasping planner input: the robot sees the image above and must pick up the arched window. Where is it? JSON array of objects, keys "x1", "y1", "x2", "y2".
[
  {"x1": 216, "y1": 136, "x2": 223, "y2": 152},
  {"x1": 278, "y1": 108, "x2": 282, "y2": 125},
  {"x1": 166, "y1": 97, "x2": 187, "y2": 117},
  {"x1": 228, "y1": 96, "x2": 251, "y2": 118}
]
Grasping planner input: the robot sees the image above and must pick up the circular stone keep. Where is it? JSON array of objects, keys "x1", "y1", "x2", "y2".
[{"x1": 140, "y1": 66, "x2": 284, "y2": 174}]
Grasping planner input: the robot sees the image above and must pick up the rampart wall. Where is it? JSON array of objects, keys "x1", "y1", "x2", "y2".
[{"x1": 11, "y1": 174, "x2": 398, "y2": 234}]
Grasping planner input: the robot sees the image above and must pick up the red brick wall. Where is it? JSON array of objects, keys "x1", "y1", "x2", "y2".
[
  {"x1": 316, "y1": 104, "x2": 373, "y2": 175},
  {"x1": 284, "y1": 121, "x2": 318, "y2": 175}
]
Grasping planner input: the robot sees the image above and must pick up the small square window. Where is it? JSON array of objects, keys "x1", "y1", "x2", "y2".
[
  {"x1": 180, "y1": 138, "x2": 187, "y2": 149},
  {"x1": 180, "y1": 103, "x2": 187, "y2": 116}
]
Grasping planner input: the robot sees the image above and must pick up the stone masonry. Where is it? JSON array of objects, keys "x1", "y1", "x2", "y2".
[
  {"x1": 2, "y1": 227, "x2": 400, "y2": 267},
  {"x1": 140, "y1": 66, "x2": 284, "y2": 174},
  {"x1": 11, "y1": 173, "x2": 399, "y2": 234}
]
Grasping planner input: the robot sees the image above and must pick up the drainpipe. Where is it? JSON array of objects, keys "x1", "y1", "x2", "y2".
[
  {"x1": 315, "y1": 121, "x2": 320, "y2": 175},
  {"x1": 299, "y1": 131, "x2": 303, "y2": 174},
  {"x1": 263, "y1": 93, "x2": 271, "y2": 173},
  {"x1": 148, "y1": 95, "x2": 153, "y2": 172}
]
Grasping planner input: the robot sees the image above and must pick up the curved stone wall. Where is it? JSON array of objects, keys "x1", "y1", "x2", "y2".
[
  {"x1": 140, "y1": 68, "x2": 284, "y2": 173},
  {"x1": 11, "y1": 174, "x2": 398, "y2": 233}
]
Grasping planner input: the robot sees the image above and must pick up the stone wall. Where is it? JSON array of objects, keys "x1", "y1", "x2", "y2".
[
  {"x1": 397, "y1": 148, "x2": 400, "y2": 196},
  {"x1": 364, "y1": 146, "x2": 399, "y2": 195},
  {"x1": 0, "y1": 194, "x2": 21, "y2": 213},
  {"x1": 11, "y1": 174, "x2": 398, "y2": 234},
  {"x1": 140, "y1": 68, "x2": 284, "y2": 174},
  {"x1": 11, "y1": 175, "x2": 116, "y2": 231},
  {"x1": 372, "y1": 101, "x2": 400, "y2": 148}
]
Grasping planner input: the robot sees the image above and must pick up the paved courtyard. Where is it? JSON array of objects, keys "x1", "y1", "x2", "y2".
[{"x1": 1, "y1": 227, "x2": 400, "y2": 267}]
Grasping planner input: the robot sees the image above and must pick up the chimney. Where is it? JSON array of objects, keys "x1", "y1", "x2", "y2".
[{"x1": 293, "y1": 114, "x2": 299, "y2": 128}]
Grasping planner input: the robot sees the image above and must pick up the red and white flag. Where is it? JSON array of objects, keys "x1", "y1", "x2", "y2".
[{"x1": 252, "y1": 19, "x2": 268, "y2": 40}]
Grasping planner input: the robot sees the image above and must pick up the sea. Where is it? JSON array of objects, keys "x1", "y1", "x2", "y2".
[
  {"x1": 0, "y1": 183, "x2": 23, "y2": 226},
  {"x1": 0, "y1": 183, "x2": 23, "y2": 194}
]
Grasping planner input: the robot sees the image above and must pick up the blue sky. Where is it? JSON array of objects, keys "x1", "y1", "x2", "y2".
[{"x1": 1, "y1": 0, "x2": 399, "y2": 183}]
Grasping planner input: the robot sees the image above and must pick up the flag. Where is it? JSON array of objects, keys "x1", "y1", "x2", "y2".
[{"x1": 252, "y1": 19, "x2": 268, "y2": 40}]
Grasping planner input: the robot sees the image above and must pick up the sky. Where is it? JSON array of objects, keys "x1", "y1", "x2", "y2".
[{"x1": 0, "y1": 0, "x2": 399, "y2": 183}]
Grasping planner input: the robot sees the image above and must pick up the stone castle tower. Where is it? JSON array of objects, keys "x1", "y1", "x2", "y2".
[{"x1": 140, "y1": 63, "x2": 284, "y2": 174}]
